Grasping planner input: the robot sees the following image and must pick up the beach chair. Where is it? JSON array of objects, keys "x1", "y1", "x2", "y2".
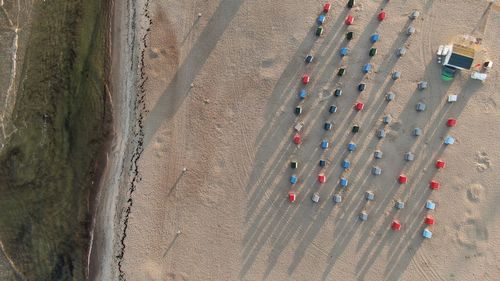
[
  {"x1": 317, "y1": 14, "x2": 326, "y2": 25},
  {"x1": 416, "y1": 102, "x2": 426, "y2": 112},
  {"x1": 392, "y1": 71, "x2": 401, "y2": 80},
  {"x1": 418, "y1": 81, "x2": 428, "y2": 90},
  {"x1": 369, "y1": 47, "x2": 377, "y2": 57},
  {"x1": 413, "y1": 127, "x2": 422, "y2": 136},
  {"x1": 340, "y1": 177, "x2": 348, "y2": 187},
  {"x1": 305, "y1": 54, "x2": 314, "y2": 63},
  {"x1": 404, "y1": 152, "x2": 415, "y2": 161},
  {"x1": 395, "y1": 200, "x2": 405, "y2": 209},
  {"x1": 422, "y1": 228, "x2": 433, "y2": 239},
  {"x1": 295, "y1": 106, "x2": 302, "y2": 115},
  {"x1": 318, "y1": 174, "x2": 326, "y2": 183},
  {"x1": 324, "y1": 122, "x2": 333, "y2": 131},
  {"x1": 342, "y1": 159, "x2": 351, "y2": 169},
  {"x1": 352, "y1": 124, "x2": 360, "y2": 133},
  {"x1": 329, "y1": 105, "x2": 338, "y2": 113},
  {"x1": 362, "y1": 64, "x2": 372, "y2": 74},
  {"x1": 398, "y1": 175, "x2": 408, "y2": 184},
  {"x1": 323, "y1": 3, "x2": 331, "y2": 13},
  {"x1": 429, "y1": 180, "x2": 440, "y2": 190},
  {"x1": 302, "y1": 74, "x2": 310, "y2": 84},
  {"x1": 359, "y1": 211, "x2": 368, "y2": 221},
  {"x1": 355, "y1": 102, "x2": 364, "y2": 111},
  {"x1": 290, "y1": 175, "x2": 298, "y2": 184},
  {"x1": 410, "y1": 10, "x2": 420, "y2": 20},
  {"x1": 391, "y1": 220, "x2": 401, "y2": 231},
  {"x1": 397, "y1": 47, "x2": 407, "y2": 57},
  {"x1": 366, "y1": 191, "x2": 375, "y2": 201},
  {"x1": 290, "y1": 161, "x2": 298, "y2": 169},
  {"x1": 383, "y1": 115, "x2": 392, "y2": 124},
  {"x1": 348, "y1": 142, "x2": 357, "y2": 152},
  {"x1": 319, "y1": 159, "x2": 326, "y2": 167},
  {"x1": 321, "y1": 139, "x2": 329, "y2": 149},
  {"x1": 377, "y1": 129, "x2": 386, "y2": 139},
  {"x1": 386, "y1": 92, "x2": 396, "y2": 101},
  {"x1": 447, "y1": 118, "x2": 457, "y2": 127},
  {"x1": 358, "y1": 83, "x2": 366, "y2": 92},
  {"x1": 312, "y1": 192, "x2": 320, "y2": 203},
  {"x1": 345, "y1": 15, "x2": 354, "y2": 25},
  {"x1": 299, "y1": 89, "x2": 307, "y2": 99},
  {"x1": 334, "y1": 88, "x2": 342, "y2": 97},
  {"x1": 444, "y1": 136, "x2": 455, "y2": 145},
  {"x1": 406, "y1": 26, "x2": 415, "y2": 36},
  {"x1": 346, "y1": 31, "x2": 354, "y2": 40},
  {"x1": 289, "y1": 192, "x2": 296, "y2": 202},
  {"x1": 370, "y1": 33, "x2": 380, "y2": 43},
  {"x1": 372, "y1": 166, "x2": 382, "y2": 175},
  {"x1": 436, "y1": 160, "x2": 446, "y2": 169},
  {"x1": 340, "y1": 47, "x2": 349, "y2": 57},
  {"x1": 374, "y1": 150, "x2": 383, "y2": 159},
  {"x1": 425, "y1": 200, "x2": 436, "y2": 210},
  {"x1": 293, "y1": 134, "x2": 302, "y2": 144},
  {"x1": 378, "y1": 11, "x2": 386, "y2": 21},
  {"x1": 333, "y1": 194, "x2": 342, "y2": 203},
  {"x1": 425, "y1": 216, "x2": 435, "y2": 225},
  {"x1": 316, "y1": 26, "x2": 324, "y2": 36}
]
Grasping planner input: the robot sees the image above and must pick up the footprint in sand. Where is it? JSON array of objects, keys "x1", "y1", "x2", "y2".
[
  {"x1": 259, "y1": 58, "x2": 278, "y2": 79},
  {"x1": 200, "y1": 183, "x2": 225, "y2": 207},
  {"x1": 166, "y1": 271, "x2": 188, "y2": 281},
  {"x1": 148, "y1": 48, "x2": 160, "y2": 59},
  {"x1": 456, "y1": 218, "x2": 489, "y2": 249},
  {"x1": 474, "y1": 151, "x2": 491, "y2": 172},
  {"x1": 466, "y1": 183, "x2": 484, "y2": 203},
  {"x1": 478, "y1": 97, "x2": 497, "y2": 113}
]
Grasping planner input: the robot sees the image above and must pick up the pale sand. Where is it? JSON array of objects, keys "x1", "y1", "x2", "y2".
[{"x1": 111, "y1": 0, "x2": 500, "y2": 280}]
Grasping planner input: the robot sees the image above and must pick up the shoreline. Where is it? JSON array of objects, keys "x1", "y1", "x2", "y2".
[{"x1": 88, "y1": 0, "x2": 147, "y2": 279}]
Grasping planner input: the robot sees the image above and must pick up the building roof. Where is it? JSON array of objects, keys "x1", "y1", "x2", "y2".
[{"x1": 445, "y1": 44, "x2": 475, "y2": 70}]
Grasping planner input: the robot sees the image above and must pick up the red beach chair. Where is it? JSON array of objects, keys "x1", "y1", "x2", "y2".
[
  {"x1": 302, "y1": 74, "x2": 310, "y2": 84},
  {"x1": 323, "y1": 3, "x2": 331, "y2": 13},
  {"x1": 436, "y1": 160, "x2": 446, "y2": 169},
  {"x1": 318, "y1": 174, "x2": 326, "y2": 183},
  {"x1": 355, "y1": 102, "x2": 364, "y2": 111},
  {"x1": 398, "y1": 174, "x2": 408, "y2": 184},
  {"x1": 378, "y1": 11, "x2": 386, "y2": 21},
  {"x1": 424, "y1": 216, "x2": 435, "y2": 225},
  {"x1": 293, "y1": 134, "x2": 302, "y2": 144},
  {"x1": 447, "y1": 118, "x2": 457, "y2": 127},
  {"x1": 289, "y1": 192, "x2": 296, "y2": 202},
  {"x1": 429, "y1": 180, "x2": 440, "y2": 190},
  {"x1": 391, "y1": 220, "x2": 401, "y2": 231},
  {"x1": 345, "y1": 15, "x2": 354, "y2": 25}
]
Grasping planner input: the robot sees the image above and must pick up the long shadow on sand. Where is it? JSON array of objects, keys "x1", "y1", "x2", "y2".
[
  {"x1": 143, "y1": 0, "x2": 245, "y2": 145},
  {"x1": 241, "y1": 2, "x2": 483, "y2": 280}
]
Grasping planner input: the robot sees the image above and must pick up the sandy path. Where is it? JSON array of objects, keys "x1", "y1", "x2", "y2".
[{"x1": 108, "y1": 0, "x2": 500, "y2": 280}]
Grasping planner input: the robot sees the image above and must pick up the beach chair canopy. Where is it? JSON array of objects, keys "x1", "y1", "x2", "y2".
[
  {"x1": 398, "y1": 175, "x2": 408, "y2": 184},
  {"x1": 395, "y1": 201, "x2": 405, "y2": 209},
  {"x1": 391, "y1": 220, "x2": 401, "y2": 231},
  {"x1": 430, "y1": 180, "x2": 440, "y2": 190}
]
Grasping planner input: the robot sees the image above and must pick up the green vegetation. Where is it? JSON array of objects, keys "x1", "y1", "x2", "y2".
[{"x1": 0, "y1": 0, "x2": 108, "y2": 280}]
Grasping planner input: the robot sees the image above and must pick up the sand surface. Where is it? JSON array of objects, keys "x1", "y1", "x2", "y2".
[{"x1": 109, "y1": 0, "x2": 500, "y2": 280}]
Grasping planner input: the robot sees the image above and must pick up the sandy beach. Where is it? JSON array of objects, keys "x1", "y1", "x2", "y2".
[{"x1": 95, "y1": 0, "x2": 500, "y2": 280}]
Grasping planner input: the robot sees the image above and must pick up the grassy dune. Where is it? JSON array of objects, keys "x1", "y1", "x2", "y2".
[{"x1": 0, "y1": 0, "x2": 108, "y2": 280}]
